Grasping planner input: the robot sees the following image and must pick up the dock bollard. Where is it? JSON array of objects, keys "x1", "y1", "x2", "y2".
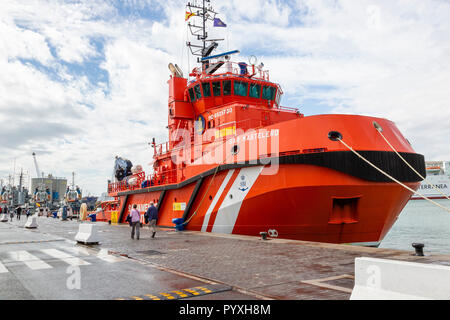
[
  {"x1": 74, "y1": 223, "x2": 100, "y2": 245},
  {"x1": 25, "y1": 216, "x2": 38, "y2": 229},
  {"x1": 412, "y1": 243, "x2": 425, "y2": 256},
  {"x1": 260, "y1": 232, "x2": 268, "y2": 240}
]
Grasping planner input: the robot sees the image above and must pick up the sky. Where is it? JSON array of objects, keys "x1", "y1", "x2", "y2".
[{"x1": 0, "y1": 0, "x2": 449, "y2": 196}]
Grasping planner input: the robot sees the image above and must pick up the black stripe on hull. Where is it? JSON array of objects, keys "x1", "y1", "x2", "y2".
[{"x1": 118, "y1": 151, "x2": 425, "y2": 196}]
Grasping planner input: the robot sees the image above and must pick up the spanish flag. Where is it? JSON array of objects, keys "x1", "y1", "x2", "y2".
[{"x1": 185, "y1": 11, "x2": 196, "y2": 21}]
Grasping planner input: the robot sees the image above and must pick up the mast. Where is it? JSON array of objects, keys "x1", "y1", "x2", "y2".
[{"x1": 186, "y1": 0, "x2": 222, "y2": 66}]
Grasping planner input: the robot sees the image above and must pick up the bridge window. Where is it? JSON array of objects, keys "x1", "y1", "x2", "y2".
[
  {"x1": 262, "y1": 86, "x2": 276, "y2": 100},
  {"x1": 188, "y1": 88, "x2": 196, "y2": 102},
  {"x1": 234, "y1": 81, "x2": 248, "y2": 97},
  {"x1": 212, "y1": 81, "x2": 221, "y2": 97},
  {"x1": 194, "y1": 84, "x2": 202, "y2": 100},
  {"x1": 202, "y1": 82, "x2": 211, "y2": 97},
  {"x1": 223, "y1": 80, "x2": 231, "y2": 96},
  {"x1": 249, "y1": 83, "x2": 261, "y2": 98},
  {"x1": 275, "y1": 89, "x2": 282, "y2": 106}
]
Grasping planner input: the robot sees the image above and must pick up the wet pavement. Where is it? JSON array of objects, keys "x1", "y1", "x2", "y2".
[
  {"x1": 2, "y1": 214, "x2": 450, "y2": 300},
  {"x1": 0, "y1": 218, "x2": 254, "y2": 300}
]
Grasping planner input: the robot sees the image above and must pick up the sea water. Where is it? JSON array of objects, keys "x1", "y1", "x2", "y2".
[{"x1": 380, "y1": 199, "x2": 450, "y2": 254}]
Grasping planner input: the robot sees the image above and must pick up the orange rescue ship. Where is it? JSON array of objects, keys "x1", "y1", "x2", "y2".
[{"x1": 106, "y1": 1, "x2": 425, "y2": 246}]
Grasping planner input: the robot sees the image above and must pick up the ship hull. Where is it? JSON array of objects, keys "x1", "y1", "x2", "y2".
[
  {"x1": 117, "y1": 163, "x2": 419, "y2": 244},
  {"x1": 111, "y1": 114, "x2": 424, "y2": 245}
]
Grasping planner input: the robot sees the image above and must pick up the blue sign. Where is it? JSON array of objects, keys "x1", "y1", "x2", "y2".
[{"x1": 195, "y1": 115, "x2": 206, "y2": 135}]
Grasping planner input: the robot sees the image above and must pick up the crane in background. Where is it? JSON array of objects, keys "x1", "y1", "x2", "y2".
[
  {"x1": 32, "y1": 152, "x2": 43, "y2": 179},
  {"x1": 31, "y1": 152, "x2": 51, "y2": 214}
]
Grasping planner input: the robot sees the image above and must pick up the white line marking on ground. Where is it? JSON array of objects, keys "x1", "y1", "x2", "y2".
[
  {"x1": 9, "y1": 250, "x2": 53, "y2": 270},
  {"x1": 40, "y1": 249, "x2": 90, "y2": 266}
]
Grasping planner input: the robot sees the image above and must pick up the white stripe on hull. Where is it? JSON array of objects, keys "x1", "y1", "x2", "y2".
[
  {"x1": 201, "y1": 169, "x2": 235, "y2": 232},
  {"x1": 212, "y1": 166, "x2": 263, "y2": 234}
]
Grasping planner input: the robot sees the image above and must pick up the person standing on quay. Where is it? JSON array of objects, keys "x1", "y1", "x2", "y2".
[
  {"x1": 145, "y1": 202, "x2": 158, "y2": 238},
  {"x1": 129, "y1": 204, "x2": 141, "y2": 240},
  {"x1": 9, "y1": 207, "x2": 14, "y2": 222}
]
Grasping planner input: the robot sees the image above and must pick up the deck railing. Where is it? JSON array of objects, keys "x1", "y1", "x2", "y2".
[
  {"x1": 193, "y1": 61, "x2": 270, "y2": 81},
  {"x1": 108, "y1": 171, "x2": 146, "y2": 194}
]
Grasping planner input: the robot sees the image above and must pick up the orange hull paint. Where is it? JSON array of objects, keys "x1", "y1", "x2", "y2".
[{"x1": 117, "y1": 163, "x2": 419, "y2": 244}]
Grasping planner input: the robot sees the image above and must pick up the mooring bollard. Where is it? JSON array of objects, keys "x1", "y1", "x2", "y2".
[
  {"x1": 25, "y1": 216, "x2": 38, "y2": 229},
  {"x1": 412, "y1": 243, "x2": 425, "y2": 256},
  {"x1": 74, "y1": 222, "x2": 100, "y2": 245},
  {"x1": 260, "y1": 232, "x2": 268, "y2": 240}
]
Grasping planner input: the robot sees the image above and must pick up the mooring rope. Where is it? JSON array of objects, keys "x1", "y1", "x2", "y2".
[
  {"x1": 373, "y1": 121, "x2": 450, "y2": 200},
  {"x1": 337, "y1": 137, "x2": 450, "y2": 213},
  {"x1": 181, "y1": 164, "x2": 220, "y2": 226},
  {"x1": 181, "y1": 149, "x2": 236, "y2": 226}
]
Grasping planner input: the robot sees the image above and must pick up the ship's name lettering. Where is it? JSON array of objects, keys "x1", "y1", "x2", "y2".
[
  {"x1": 420, "y1": 184, "x2": 448, "y2": 189},
  {"x1": 228, "y1": 129, "x2": 279, "y2": 144},
  {"x1": 128, "y1": 203, "x2": 149, "y2": 212},
  {"x1": 208, "y1": 108, "x2": 232, "y2": 121}
]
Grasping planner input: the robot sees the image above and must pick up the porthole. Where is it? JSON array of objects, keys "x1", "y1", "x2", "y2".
[{"x1": 231, "y1": 144, "x2": 240, "y2": 155}]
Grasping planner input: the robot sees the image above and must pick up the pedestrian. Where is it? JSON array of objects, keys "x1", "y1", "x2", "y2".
[
  {"x1": 9, "y1": 207, "x2": 14, "y2": 222},
  {"x1": 129, "y1": 204, "x2": 141, "y2": 240},
  {"x1": 16, "y1": 206, "x2": 22, "y2": 220},
  {"x1": 26, "y1": 208, "x2": 31, "y2": 218},
  {"x1": 144, "y1": 202, "x2": 158, "y2": 238}
]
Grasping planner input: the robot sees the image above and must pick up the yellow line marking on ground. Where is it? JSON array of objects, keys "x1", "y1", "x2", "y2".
[
  {"x1": 131, "y1": 296, "x2": 144, "y2": 300},
  {"x1": 160, "y1": 292, "x2": 176, "y2": 299},
  {"x1": 183, "y1": 289, "x2": 200, "y2": 295},
  {"x1": 171, "y1": 290, "x2": 189, "y2": 298},
  {"x1": 195, "y1": 286, "x2": 212, "y2": 293}
]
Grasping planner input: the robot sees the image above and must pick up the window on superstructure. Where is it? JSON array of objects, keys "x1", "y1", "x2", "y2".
[
  {"x1": 275, "y1": 89, "x2": 281, "y2": 106},
  {"x1": 194, "y1": 84, "x2": 202, "y2": 100},
  {"x1": 212, "y1": 81, "x2": 221, "y2": 97},
  {"x1": 262, "y1": 86, "x2": 276, "y2": 100},
  {"x1": 188, "y1": 88, "x2": 196, "y2": 102},
  {"x1": 249, "y1": 83, "x2": 261, "y2": 98},
  {"x1": 202, "y1": 82, "x2": 211, "y2": 97},
  {"x1": 234, "y1": 81, "x2": 248, "y2": 97},
  {"x1": 223, "y1": 80, "x2": 231, "y2": 96}
]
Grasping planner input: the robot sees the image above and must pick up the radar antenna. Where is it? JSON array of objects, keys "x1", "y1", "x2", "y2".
[{"x1": 186, "y1": 0, "x2": 224, "y2": 66}]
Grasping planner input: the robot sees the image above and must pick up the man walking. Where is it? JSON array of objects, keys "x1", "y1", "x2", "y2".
[
  {"x1": 145, "y1": 202, "x2": 158, "y2": 238},
  {"x1": 9, "y1": 207, "x2": 14, "y2": 222},
  {"x1": 16, "y1": 206, "x2": 22, "y2": 220},
  {"x1": 129, "y1": 204, "x2": 141, "y2": 240}
]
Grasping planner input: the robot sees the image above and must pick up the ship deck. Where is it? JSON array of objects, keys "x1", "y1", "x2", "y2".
[{"x1": 5, "y1": 217, "x2": 450, "y2": 300}]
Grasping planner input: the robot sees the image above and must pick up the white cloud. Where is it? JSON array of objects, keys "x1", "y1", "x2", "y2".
[{"x1": 1, "y1": 0, "x2": 449, "y2": 195}]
